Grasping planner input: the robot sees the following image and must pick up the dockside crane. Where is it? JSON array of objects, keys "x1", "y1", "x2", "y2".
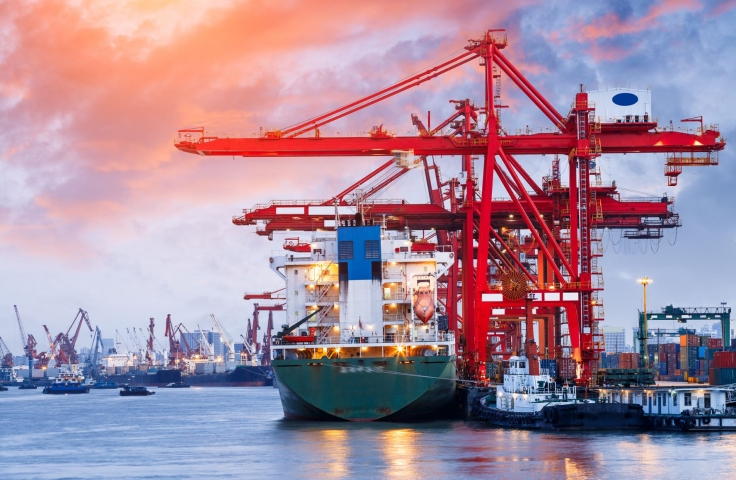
[
  {"x1": 176, "y1": 29, "x2": 725, "y2": 385},
  {"x1": 196, "y1": 325, "x2": 214, "y2": 360},
  {"x1": 0, "y1": 337, "x2": 13, "y2": 368},
  {"x1": 58, "y1": 308, "x2": 93, "y2": 365},
  {"x1": 164, "y1": 314, "x2": 187, "y2": 367},
  {"x1": 210, "y1": 314, "x2": 236, "y2": 363},
  {"x1": 86, "y1": 327, "x2": 104, "y2": 378},
  {"x1": 145, "y1": 318, "x2": 156, "y2": 366},
  {"x1": 14, "y1": 305, "x2": 36, "y2": 372}
]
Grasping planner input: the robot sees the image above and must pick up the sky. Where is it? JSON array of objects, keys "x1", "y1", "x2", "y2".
[{"x1": 1, "y1": 0, "x2": 735, "y2": 354}]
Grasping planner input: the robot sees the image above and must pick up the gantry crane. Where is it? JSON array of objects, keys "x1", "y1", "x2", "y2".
[
  {"x1": 57, "y1": 308, "x2": 93, "y2": 365},
  {"x1": 176, "y1": 29, "x2": 725, "y2": 385}
]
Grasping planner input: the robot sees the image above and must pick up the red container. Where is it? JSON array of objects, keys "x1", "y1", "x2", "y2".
[
  {"x1": 709, "y1": 368, "x2": 716, "y2": 385},
  {"x1": 557, "y1": 357, "x2": 576, "y2": 379},
  {"x1": 708, "y1": 338, "x2": 723, "y2": 349},
  {"x1": 714, "y1": 351, "x2": 736, "y2": 369}
]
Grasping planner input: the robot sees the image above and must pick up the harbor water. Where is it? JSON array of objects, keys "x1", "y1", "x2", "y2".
[{"x1": 2, "y1": 387, "x2": 736, "y2": 478}]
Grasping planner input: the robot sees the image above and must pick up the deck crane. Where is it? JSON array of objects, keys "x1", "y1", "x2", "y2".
[
  {"x1": 176, "y1": 29, "x2": 726, "y2": 385},
  {"x1": 0, "y1": 337, "x2": 13, "y2": 368},
  {"x1": 14, "y1": 305, "x2": 36, "y2": 371},
  {"x1": 210, "y1": 314, "x2": 235, "y2": 363}
]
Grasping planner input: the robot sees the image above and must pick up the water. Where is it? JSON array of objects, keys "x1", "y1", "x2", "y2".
[{"x1": 2, "y1": 387, "x2": 736, "y2": 479}]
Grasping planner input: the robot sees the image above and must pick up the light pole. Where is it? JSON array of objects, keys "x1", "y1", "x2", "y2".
[{"x1": 638, "y1": 277, "x2": 652, "y2": 369}]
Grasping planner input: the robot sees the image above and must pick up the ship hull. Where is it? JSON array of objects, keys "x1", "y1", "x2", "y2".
[
  {"x1": 474, "y1": 401, "x2": 646, "y2": 430},
  {"x1": 42, "y1": 386, "x2": 89, "y2": 394},
  {"x1": 103, "y1": 366, "x2": 273, "y2": 387},
  {"x1": 273, "y1": 355, "x2": 456, "y2": 422}
]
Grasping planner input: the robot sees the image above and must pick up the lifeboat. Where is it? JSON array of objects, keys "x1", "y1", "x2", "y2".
[
  {"x1": 283, "y1": 237, "x2": 311, "y2": 253},
  {"x1": 413, "y1": 279, "x2": 435, "y2": 323}
]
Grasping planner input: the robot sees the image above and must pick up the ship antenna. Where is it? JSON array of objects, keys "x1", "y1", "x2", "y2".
[{"x1": 333, "y1": 196, "x2": 340, "y2": 227}]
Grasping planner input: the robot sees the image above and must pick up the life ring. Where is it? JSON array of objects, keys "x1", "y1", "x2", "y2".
[{"x1": 703, "y1": 417, "x2": 711, "y2": 425}]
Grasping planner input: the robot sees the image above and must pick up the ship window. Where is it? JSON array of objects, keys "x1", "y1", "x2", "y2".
[
  {"x1": 684, "y1": 393, "x2": 691, "y2": 406},
  {"x1": 518, "y1": 361, "x2": 525, "y2": 369},
  {"x1": 364, "y1": 240, "x2": 380, "y2": 259},
  {"x1": 641, "y1": 394, "x2": 646, "y2": 406},
  {"x1": 673, "y1": 393, "x2": 678, "y2": 406},
  {"x1": 704, "y1": 394, "x2": 711, "y2": 409},
  {"x1": 339, "y1": 241, "x2": 354, "y2": 260}
]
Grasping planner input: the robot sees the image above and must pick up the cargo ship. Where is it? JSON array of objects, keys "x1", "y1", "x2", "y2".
[
  {"x1": 270, "y1": 221, "x2": 457, "y2": 421},
  {"x1": 43, "y1": 370, "x2": 90, "y2": 395},
  {"x1": 100, "y1": 365, "x2": 272, "y2": 387}
]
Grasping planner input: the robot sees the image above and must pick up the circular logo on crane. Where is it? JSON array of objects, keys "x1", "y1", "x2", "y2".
[{"x1": 612, "y1": 92, "x2": 639, "y2": 106}]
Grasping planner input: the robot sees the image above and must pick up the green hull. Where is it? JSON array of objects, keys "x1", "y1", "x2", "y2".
[{"x1": 273, "y1": 355, "x2": 456, "y2": 421}]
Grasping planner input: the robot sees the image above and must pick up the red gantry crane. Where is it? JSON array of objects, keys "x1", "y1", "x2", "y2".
[{"x1": 175, "y1": 29, "x2": 724, "y2": 385}]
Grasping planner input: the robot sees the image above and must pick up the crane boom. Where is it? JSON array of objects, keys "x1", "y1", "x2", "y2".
[
  {"x1": 14, "y1": 305, "x2": 28, "y2": 357},
  {"x1": 0, "y1": 337, "x2": 13, "y2": 368},
  {"x1": 196, "y1": 325, "x2": 214, "y2": 359},
  {"x1": 210, "y1": 314, "x2": 235, "y2": 362}
]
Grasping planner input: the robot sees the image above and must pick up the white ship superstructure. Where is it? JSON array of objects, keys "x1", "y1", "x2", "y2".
[{"x1": 271, "y1": 223, "x2": 455, "y2": 359}]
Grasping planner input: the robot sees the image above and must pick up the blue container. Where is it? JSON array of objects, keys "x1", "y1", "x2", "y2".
[
  {"x1": 540, "y1": 359, "x2": 557, "y2": 376},
  {"x1": 698, "y1": 346, "x2": 707, "y2": 359},
  {"x1": 659, "y1": 362, "x2": 668, "y2": 375}
]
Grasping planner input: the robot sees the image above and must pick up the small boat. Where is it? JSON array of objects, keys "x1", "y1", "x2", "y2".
[
  {"x1": 160, "y1": 382, "x2": 190, "y2": 388},
  {"x1": 18, "y1": 381, "x2": 38, "y2": 390},
  {"x1": 91, "y1": 381, "x2": 119, "y2": 389},
  {"x1": 120, "y1": 385, "x2": 155, "y2": 396},
  {"x1": 0, "y1": 385, "x2": 7, "y2": 392},
  {"x1": 43, "y1": 371, "x2": 90, "y2": 395}
]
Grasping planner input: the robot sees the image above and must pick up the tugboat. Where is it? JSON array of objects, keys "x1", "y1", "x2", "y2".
[
  {"x1": 474, "y1": 355, "x2": 645, "y2": 430},
  {"x1": 160, "y1": 382, "x2": 190, "y2": 388},
  {"x1": 0, "y1": 385, "x2": 7, "y2": 392},
  {"x1": 43, "y1": 370, "x2": 90, "y2": 395},
  {"x1": 120, "y1": 385, "x2": 155, "y2": 396},
  {"x1": 18, "y1": 381, "x2": 38, "y2": 390}
]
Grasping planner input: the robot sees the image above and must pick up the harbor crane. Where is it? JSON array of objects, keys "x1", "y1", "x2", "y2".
[
  {"x1": 145, "y1": 318, "x2": 156, "y2": 366},
  {"x1": 0, "y1": 337, "x2": 13, "y2": 368},
  {"x1": 177, "y1": 29, "x2": 725, "y2": 384},
  {"x1": 58, "y1": 308, "x2": 93, "y2": 364},
  {"x1": 210, "y1": 314, "x2": 236, "y2": 363},
  {"x1": 164, "y1": 314, "x2": 187, "y2": 367},
  {"x1": 86, "y1": 327, "x2": 104, "y2": 378},
  {"x1": 14, "y1": 305, "x2": 36, "y2": 371},
  {"x1": 196, "y1": 325, "x2": 215, "y2": 360}
]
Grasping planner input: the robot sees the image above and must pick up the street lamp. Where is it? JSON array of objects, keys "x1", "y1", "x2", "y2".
[{"x1": 638, "y1": 277, "x2": 652, "y2": 369}]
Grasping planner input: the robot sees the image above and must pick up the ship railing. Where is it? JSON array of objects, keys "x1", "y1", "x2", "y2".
[
  {"x1": 383, "y1": 270, "x2": 405, "y2": 280},
  {"x1": 302, "y1": 333, "x2": 455, "y2": 345},
  {"x1": 382, "y1": 291, "x2": 408, "y2": 301},
  {"x1": 306, "y1": 292, "x2": 339, "y2": 303}
]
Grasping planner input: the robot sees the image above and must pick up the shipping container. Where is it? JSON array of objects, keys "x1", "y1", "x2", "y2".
[{"x1": 557, "y1": 357, "x2": 576, "y2": 379}]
